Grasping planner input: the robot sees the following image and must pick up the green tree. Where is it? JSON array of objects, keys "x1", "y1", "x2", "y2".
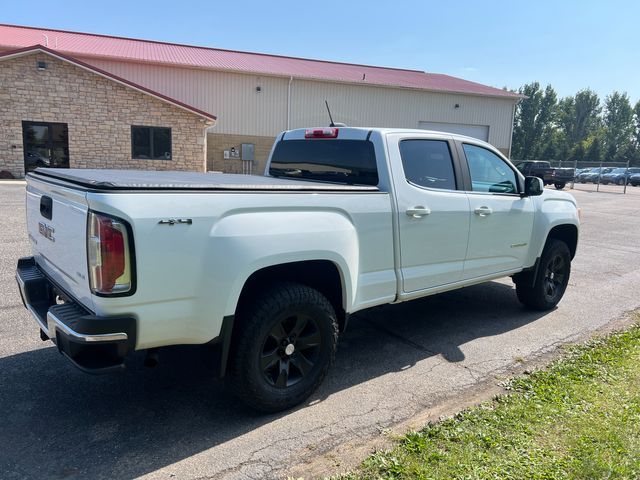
[
  {"x1": 603, "y1": 92, "x2": 634, "y2": 161},
  {"x1": 569, "y1": 142, "x2": 586, "y2": 162},
  {"x1": 584, "y1": 134, "x2": 603, "y2": 164},
  {"x1": 557, "y1": 89, "x2": 601, "y2": 152},
  {"x1": 512, "y1": 83, "x2": 558, "y2": 159},
  {"x1": 541, "y1": 130, "x2": 568, "y2": 161},
  {"x1": 536, "y1": 85, "x2": 558, "y2": 158},
  {"x1": 615, "y1": 142, "x2": 640, "y2": 166},
  {"x1": 633, "y1": 100, "x2": 640, "y2": 148}
]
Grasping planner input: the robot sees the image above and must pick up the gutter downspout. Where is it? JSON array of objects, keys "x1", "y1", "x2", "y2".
[
  {"x1": 203, "y1": 120, "x2": 216, "y2": 172},
  {"x1": 286, "y1": 76, "x2": 293, "y2": 130}
]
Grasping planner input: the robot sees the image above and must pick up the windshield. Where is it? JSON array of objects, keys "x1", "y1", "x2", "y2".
[
  {"x1": 269, "y1": 139, "x2": 379, "y2": 186},
  {"x1": 610, "y1": 168, "x2": 626, "y2": 174}
]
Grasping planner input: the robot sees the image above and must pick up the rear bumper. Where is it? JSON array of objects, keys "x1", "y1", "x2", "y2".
[{"x1": 16, "y1": 256, "x2": 136, "y2": 373}]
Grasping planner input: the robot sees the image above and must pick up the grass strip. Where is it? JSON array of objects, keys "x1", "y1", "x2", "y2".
[{"x1": 337, "y1": 320, "x2": 640, "y2": 480}]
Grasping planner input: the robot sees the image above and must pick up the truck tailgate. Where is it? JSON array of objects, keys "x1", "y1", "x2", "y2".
[{"x1": 26, "y1": 176, "x2": 93, "y2": 311}]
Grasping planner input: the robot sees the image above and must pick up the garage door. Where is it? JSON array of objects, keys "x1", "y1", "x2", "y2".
[{"x1": 418, "y1": 121, "x2": 489, "y2": 141}]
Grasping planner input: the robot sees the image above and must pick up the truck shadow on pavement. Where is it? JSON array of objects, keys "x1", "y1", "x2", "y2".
[{"x1": 0, "y1": 280, "x2": 550, "y2": 479}]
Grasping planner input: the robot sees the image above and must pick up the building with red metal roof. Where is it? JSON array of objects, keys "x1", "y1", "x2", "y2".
[{"x1": 0, "y1": 24, "x2": 521, "y2": 175}]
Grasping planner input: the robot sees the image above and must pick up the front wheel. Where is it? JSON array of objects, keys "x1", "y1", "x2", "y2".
[
  {"x1": 617, "y1": 178, "x2": 625, "y2": 186},
  {"x1": 516, "y1": 239, "x2": 571, "y2": 310},
  {"x1": 229, "y1": 282, "x2": 338, "y2": 412},
  {"x1": 554, "y1": 182, "x2": 566, "y2": 190}
]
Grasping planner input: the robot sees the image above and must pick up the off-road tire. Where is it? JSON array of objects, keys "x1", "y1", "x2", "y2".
[
  {"x1": 516, "y1": 239, "x2": 571, "y2": 311},
  {"x1": 229, "y1": 282, "x2": 338, "y2": 412},
  {"x1": 554, "y1": 182, "x2": 566, "y2": 190}
]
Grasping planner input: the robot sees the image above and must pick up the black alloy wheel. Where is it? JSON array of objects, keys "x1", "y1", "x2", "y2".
[
  {"x1": 543, "y1": 253, "x2": 566, "y2": 302},
  {"x1": 515, "y1": 239, "x2": 571, "y2": 310},
  {"x1": 229, "y1": 282, "x2": 338, "y2": 412},
  {"x1": 260, "y1": 311, "x2": 322, "y2": 388}
]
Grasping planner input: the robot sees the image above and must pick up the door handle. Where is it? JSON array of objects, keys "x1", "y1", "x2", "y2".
[
  {"x1": 474, "y1": 206, "x2": 493, "y2": 217},
  {"x1": 406, "y1": 206, "x2": 431, "y2": 218}
]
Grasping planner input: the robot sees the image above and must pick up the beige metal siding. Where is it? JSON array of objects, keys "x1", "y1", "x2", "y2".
[
  {"x1": 289, "y1": 79, "x2": 515, "y2": 149},
  {"x1": 84, "y1": 58, "x2": 290, "y2": 136},
  {"x1": 81, "y1": 57, "x2": 515, "y2": 150}
]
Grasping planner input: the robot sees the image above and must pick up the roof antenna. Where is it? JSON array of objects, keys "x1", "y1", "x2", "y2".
[
  {"x1": 325, "y1": 100, "x2": 335, "y2": 127},
  {"x1": 324, "y1": 100, "x2": 347, "y2": 127}
]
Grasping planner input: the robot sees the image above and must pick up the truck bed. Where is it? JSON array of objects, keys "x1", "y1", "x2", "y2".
[{"x1": 31, "y1": 168, "x2": 379, "y2": 192}]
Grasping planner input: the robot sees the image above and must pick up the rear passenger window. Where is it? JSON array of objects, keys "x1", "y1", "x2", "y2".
[
  {"x1": 399, "y1": 140, "x2": 456, "y2": 190},
  {"x1": 269, "y1": 139, "x2": 378, "y2": 185}
]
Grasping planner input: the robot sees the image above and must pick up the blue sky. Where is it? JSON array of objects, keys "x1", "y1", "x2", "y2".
[{"x1": 3, "y1": 0, "x2": 638, "y2": 105}]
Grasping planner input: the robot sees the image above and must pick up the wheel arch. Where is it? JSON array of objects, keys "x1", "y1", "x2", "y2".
[
  {"x1": 545, "y1": 223, "x2": 578, "y2": 259},
  {"x1": 235, "y1": 260, "x2": 348, "y2": 330},
  {"x1": 218, "y1": 259, "x2": 348, "y2": 377}
]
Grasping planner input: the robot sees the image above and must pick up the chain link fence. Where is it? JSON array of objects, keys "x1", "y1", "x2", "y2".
[{"x1": 517, "y1": 159, "x2": 640, "y2": 194}]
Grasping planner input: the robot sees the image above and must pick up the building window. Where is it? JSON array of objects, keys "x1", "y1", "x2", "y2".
[{"x1": 131, "y1": 126, "x2": 172, "y2": 160}]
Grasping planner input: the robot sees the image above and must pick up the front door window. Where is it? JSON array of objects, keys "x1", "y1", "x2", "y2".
[{"x1": 22, "y1": 121, "x2": 69, "y2": 173}]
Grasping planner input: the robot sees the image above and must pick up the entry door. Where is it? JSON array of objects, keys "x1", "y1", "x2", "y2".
[
  {"x1": 388, "y1": 135, "x2": 471, "y2": 293},
  {"x1": 458, "y1": 142, "x2": 535, "y2": 279},
  {"x1": 22, "y1": 121, "x2": 69, "y2": 173}
]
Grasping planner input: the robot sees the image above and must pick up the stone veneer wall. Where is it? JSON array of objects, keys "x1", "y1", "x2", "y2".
[{"x1": 0, "y1": 52, "x2": 209, "y2": 177}]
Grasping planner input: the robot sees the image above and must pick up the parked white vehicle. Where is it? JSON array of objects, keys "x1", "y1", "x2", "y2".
[{"x1": 17, "y1": 127, "x2": 580, "y2": 411}]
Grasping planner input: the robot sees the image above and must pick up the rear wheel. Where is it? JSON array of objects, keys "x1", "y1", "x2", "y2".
[
  {"x1": 229, "y1": 282, "x2": 338, "y2": 412},
  {"x1": 516, "y1": 239, "x2": 571, "y2": 310},
  {"x1": 554, "y1": 182, "x2": 566, "y2": 190},
  {"x1": 617, "y1": 178, "x2": 625, "y2": 186}
]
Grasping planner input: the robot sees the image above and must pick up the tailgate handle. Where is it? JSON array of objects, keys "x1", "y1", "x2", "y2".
[{"x1": 40, "y1": 196, "x2": 53, "y2": 220}]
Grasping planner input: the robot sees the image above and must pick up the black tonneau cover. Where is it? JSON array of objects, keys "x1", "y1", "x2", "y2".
[{"x1": 31, "y1": 168, "x2": 379, "y2": 192}]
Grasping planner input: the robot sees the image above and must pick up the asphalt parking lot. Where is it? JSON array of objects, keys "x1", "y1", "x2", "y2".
[{"x1": 1, "y1": 181, "x2": 639, "y2": 479}]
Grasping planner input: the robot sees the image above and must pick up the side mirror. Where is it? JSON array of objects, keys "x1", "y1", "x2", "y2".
[{"x1": 523, "y1": 176, "x2": 544, "y2": 196}]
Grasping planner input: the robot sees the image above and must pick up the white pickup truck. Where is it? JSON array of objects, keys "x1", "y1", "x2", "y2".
[{"x1": 16, "y1": 127, "x2": 580, "y2": 412}]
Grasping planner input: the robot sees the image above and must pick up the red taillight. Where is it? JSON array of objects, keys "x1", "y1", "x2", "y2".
[
  {"x1": 305, "y1": 127, "x2": 339, "y2": 139},
  {"x1": 88, "y1": 212, "x2": 132, "y2": 295}
]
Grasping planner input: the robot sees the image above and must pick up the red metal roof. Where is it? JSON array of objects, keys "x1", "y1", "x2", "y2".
[
  {"x1": 0, "y1": 24, "x2": 520, "y2": 99},
  {"x1": 0, "y1": 45, "x2": 217, "y2": 121}
]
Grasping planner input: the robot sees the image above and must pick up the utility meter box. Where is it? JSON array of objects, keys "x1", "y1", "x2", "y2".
[{"x1": 241, "y1": 143, "x2": 255, "y2": 161}]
